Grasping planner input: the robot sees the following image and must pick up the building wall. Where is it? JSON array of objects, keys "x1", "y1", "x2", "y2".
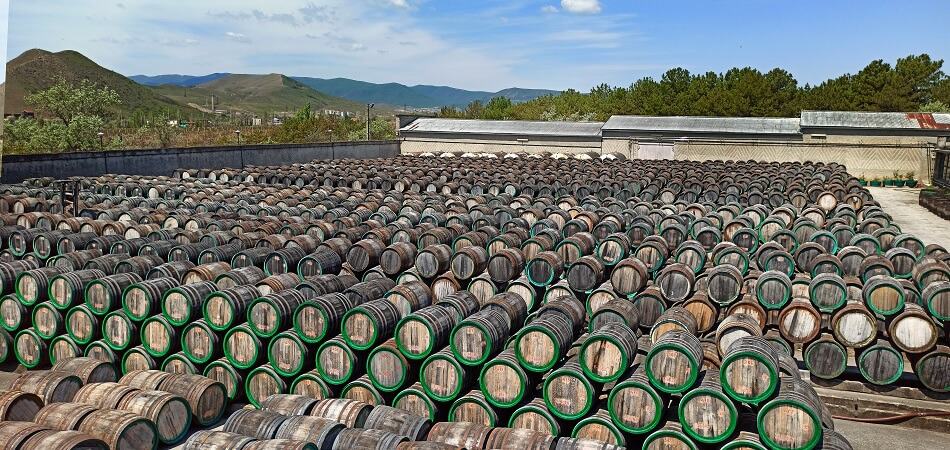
[
  {"x1": 401, "y1": 136, "x2": 600, "y2": 155},
  {"x1": 674, "y1": 141, "x2": 931, "y2": 183},
  {"x1": 0, "y1": 141, "x2": 400, "y2": 183}
]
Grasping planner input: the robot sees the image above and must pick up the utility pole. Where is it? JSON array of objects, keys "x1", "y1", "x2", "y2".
[{"x1": 366, "y1": 103, "x2": 375, "y2": 140}]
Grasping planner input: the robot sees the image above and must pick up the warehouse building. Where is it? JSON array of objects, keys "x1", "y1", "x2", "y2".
[
  {"x1": 398, "y1": 118, "x2": 604, "y2": 155},
  {"x1": 400, "y1": 111, "x2": 950, "y2": 182}
]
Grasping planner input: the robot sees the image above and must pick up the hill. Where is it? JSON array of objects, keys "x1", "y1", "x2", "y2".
[
  {"x1": 4, "y1": 49, "x2": 186, "y2": 117},
  {"x1": 164, "y1": 73, "x2": 372, "y2": 115},
  {"x1": 130, "y1": 73, "x2": 230, "y2": 87}
]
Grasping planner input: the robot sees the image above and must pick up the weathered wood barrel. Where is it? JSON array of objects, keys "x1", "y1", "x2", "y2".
[
  {"x1": 203, "y1": 285, "x2": 262, "y2": 331},
  {"x1": 72, "y1": 382, "x2": 140, "y2": 408},
  {"x1": 448, "y1": 389, "x2": 498, "y2": 426},
  {"x1": 297, "y1": 250, "x2": 344, "y2": 278},
  {"x1": 756, "y1": 377, "x2": 824, "y2": 450},
  {"x1": 119, "y1": 369, "x2": 172, "y2": 390},
  {"x1": 451, "y1": 308, "x2": 510, "y2": 366},
  {"x1": 386, "y1": 280, "x2": 433, "y2": 317},
  {"x1": 204, "y1": 358, "x2": 244, "y2": 401},
  {"x1": 0, "y1": 421, "x2": 51, "y2": 449},
  {"x1": 777, "y1": 298, "x2": 821, "y2": 344},
  {"x1": 650, "y1": 306, "x2": 698, "y2": 343},
  {"x1": 310, "y1": 398, "x2": 373, "y2": 428},
  {"x1": 121, "y1": 277, "x2": 179, "y2": 322},
  {"x1": 162, "y1": 351, "x2": 199, "y2": 374},
  {"x1": 381, "y1": 242, "x2": 418, "y2": 276},
  {"x1": 274, "y1": 415, "x2": 345, "y2": 449},
  {"x1": 331, "y1": 428, "x2": 408, "y2": 450},
  {"x1": 121, "y1": 346, "x2": 156, "y2": 375},
  {"x1": 341, "y1": 375, "x2": 385, "y2": 406},
  {"x1": 248, "y1": 290, "x2": 308, "y2": 338},
  {"x1": 607, "y1": 365, "x2": 664, "y2": 435},
  {"x1": 426, "y1": 421, "x2": 491, "y2": 449},
  {"x1": 572, "y1": 409, "x2": 626, "y2": 448},
  {"x1": 182, "y1": 319, "x2": 222, "y2": 364},
  {"x1": 182, "y1": 430, "x2": 256, "y2": 450},
  {"x1": 418, "y1": 346, "x2": 469, "y2": 403},
  {"x1": 720, "y1": 335, "x2": 780, "y2": 405},
  {"x1": 395, "y1": 305, "x2": 457, "y2": 361},
  {"x1": 914, "y1": 345, "x2": 950, "y2": 392},
  {"x1": 706, "y1": 265, "x2": 743, "y2": 305},
  {"x1": 75, "y1": 408, "x2": 158, "y2": 450},
  {"x1": 32, "y1": 401, "x2": 97, "y2": 430},
  {"x1": 645, "y1": 330, "x2": 704, "y2": 394},
  {"x1": 415, "y1": 244, "x2": 453, "y2": 279},
  {"x1": 526, "y1": 251, "x2": 564, "y2": 287},
  {"x1": 542, "y1": 356, "x2": 595, "y2": 420},
  {"x1": 589, "y1": 297, "x2": 640, "y2": 332},
  {"x1": 478, "y1": 348, "x2": 533, "y2": 408},
  {"x1": 363, "y1": 404, "x2": 431, "y2": 441},
  {"x1": 117, "y1": 389, "x2": 192, "y2": 444},
  {"x1": 803, "y1": 334, "x2": 848, "y2": 380},
  {"x1": 84, "y1": 272, "x2": 142, "y2": 316},
  {"x1": 857, "y1": 339, "x2": 904, "y2": 385},
  {"x1": 140, "y1": 315, "x2": 178, "y2": 358},
  {"x1": 32, "y1": 301, "x2": 65, "y2": 339},
  {"x1": 887, "y1": 303, "x2": 938, "y2": 354},
  {"x1": 0, "y1": 389, "x2": 44, "y2": 421},
  {"x1": 292, "y1": 293, "x2": 353, "y2": 345},
  {"x1": 182, "y1": 262, "x2": 232, "y2": 284},
  {"x1": 19, "y1": 429, "x2": 109, "y2": 450},
  {"x1": 9, "y1": 370, "x2": 82, "y2": 404},
  {"x1": 1, "y1": 294, "x2": 29, "y2": 332},
  {"x1": 247, "y1": 365, "x2": 288, "y2": 408},
  {"x1": 509, "y1": 397, "x2": 562, "y2": 436},
  {"x1": 224, "y1": 408, "x2": 288, "y2": 439},
  {"x1": 392, "y1": 382, "x2": 438, "y2": 421},
  {"x1": 365, "y1": 338, "x2": 411, "y2": 393},
  {"x1": 17, "y1": 266, "x2": 70, "y2": 306},
  {"x1": 256, "y1": 273, "x2": 302, "y2": 296},
  {"x1": 482, "y1": 427, "x2": 556, "y2": 450},
  {"x1": 49, "y1": 269, "x2": 107, "y2": 310},
  {"x1": 342, "y1": 298, "x2": 401, "y2": 351},
  {"x1": 920, "y1": 280, "x2": 950, "y2": 322},
  {"x1": 215, "y1": 266, "x2": 267, "y2": 289},
  {"x1": 640, "y1": 422, "x2": 696, "y2": 450},
  {"x1": 159, "y1": 373, "x2": 228, "y2": 426},
  {"x1": 580, "y1": 322, "x2": 639, "y2": 383},
  {"x1": 147, "y1": 260, "x2": 196, "y2": 282}
]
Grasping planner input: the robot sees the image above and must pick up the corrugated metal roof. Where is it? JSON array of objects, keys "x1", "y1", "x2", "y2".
[
  {"x1": 400, "y1": 118, "x2": 604, "y2": 137},
  {"x1": 602, "y1": 115, "x2": 800, "y2": 135},
  {"x1": 801, "y1": 111, "x2": 950, "y2": 130}
]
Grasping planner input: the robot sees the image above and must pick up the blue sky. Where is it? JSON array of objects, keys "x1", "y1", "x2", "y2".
[{"x1": 4, "y1": 0, "x2": 949, "y2": 91}]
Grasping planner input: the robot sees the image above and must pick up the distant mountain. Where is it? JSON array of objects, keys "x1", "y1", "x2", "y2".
[
  {"x1": 133, "y1": 72, "x2": 559, "y2": 108},
  {"x1": 130, "y1": 73, "x2": 231, "y2": 87},
  {"x1": 150, "y1": 73, "x2": 371, "y2": 115},
  {"x1": 4, "y1": 49, "x2": 185, "y2": 116}
]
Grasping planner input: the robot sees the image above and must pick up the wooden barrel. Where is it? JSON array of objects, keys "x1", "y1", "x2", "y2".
[
  {"x1": 397, "y1": 441, "x2": 466, "y2": 450},
  {"x1": 483, "y1": 427, "x2": 556, "y2": 450},
  {"x1": 113, "y1": 255, "x2": 166, "y2": 278},
  {"x1": 448, "y1": 390, "x2": 498, "y2": 427},
  {"x1": 20, "y1": 429, "x2": 109, "y2": 450},
  {"x1": 33, "y1": 401, "x2": 97, "y2": 429},
  {"x1": 0, "y1": 389, "x2": 44, "y2": 421},
  {"x1": 293, "y1": 293, "x2": 352, "y2": 345},
  {"x1": 803, "y1": 334, "x2": 847, "y2": 380},
  {"x1": 887, "y1": 303, "x2": 938, "y2": 354},
  {"x1": 829, "y1": 301, "x2": 876, "y2": 349},
  {"x1": 311, "y1": 398, "x2": 373, "y2": 428},
  {"x1": 160, "y1": 281, "x2": 217, "y2": 327},
  {"x1": 572, "y1": 409, "x2": 626, "y2": 448},
  {"x1": 331, "y1": 428, "x2": 407, "y2": 450},
  {"x1": 10, "y1": 370, "x2": 82, "y2": 404},
  {"x1": 417, "y1": 346, "x2": 467, "y2": 402},
  {"x1": 754, "y1": 271, "x2": 792, "y2": 310},
  {"x1": 49, "y1": 269, "x2": 107, "y2": 310},
  {"x1": 392, "y1": 382, "x2": 438, "y2": 421},
  {"x1": 720, "y1": 336, "x2": 780, "y2": 405},
  {"x1": 920, "y1": 280, "x2": 950, "y2": 322},
  {"x1": 415, "y1": 244, "x2": 453, "y2": 279},
  {"x1": 147, "y1": 260, "x2": 196, "y2": 282},
  {"x1": 1, "y1": 294, "x2": 27, "y2": 332},
  {"x1": 182, "y1": 430, "x2": 256, "y2": 450},
  {"x1": 182, "y1": 262, "x2": 232, "y2": 285},
  {"x1": 224, "y1": 408, "x2": 288, "y2": 439},
  {"x1": 395, "y1": 305, "x2": 457, "y2": 361},
  {"x1": 609, "y1": 257, "x2": 648, "y2": 297},
  {"x1": 477, "y1": 348, "x2": 533, "y2": 409},
  {"x1": 140, "y1": 315, "x2": 178, "y2": 358},
  {"x1": 914, "y1": 345, "x2": 950, "y2": 392},
  {"x1": 182, "y1": 319, "x2": 221, "y2": 364},
  {"x1": 566, "y1": 256, "x2": 605, "y2": 293},
  {"x1": 381, "y1": 242, "x2": 417, "y2": 276},
  {"x1": 342, "y1": 298, "x2": 401, "y2": 351},
  {"x1": 162, "y1": 352, "x2": 199, "y2": 375},
  {"x1": 509, "y1": 397, "x2": 561, "y2": 436},
  {"x1": 117, "y1": 389, "x2": 192, "y2": 444},
  {"x1": 515, "y1": 312, "x2": 575, "y2": 373},
  {"x1": 715, "y1": 313, "x2": 762, "y2": 357},
  {"x1": 650, "y1": 306, "x2": 698, "y2": 343},
  {"x1": 122, "y1": 277, "x2": 179, "y2": 322},
  {"x1": 589, "y1": 297, "x2": 640, "y2": 332},
  {"x1": 316, "y1": 336, "x2": 361, "y2": 386},
  {"x1": 259, "y1": 393, "x2": 317, "y2": 415},
  {"x1": 73, "y1": 382, "x2": 139, "y2": 408},
  {"x1": 857, "y1": 339, "x2": 904, "y2": 385},
  {"x1": 656, "y1": 263, "x2": 696, "y2": 303},
  {"x1": 14, "y1": 329, "x2": 48, "y2": 368},
  {"x1": 275, "y1": 415, "x2": 344, "y2": 450},
  {"x1": 265, "y1": 330, "x2": 309, "y2": 377},
  {"x1": 341, "y1": 375, "x2": 385, "y2": 406},
  {"x1": 756, "y1": 377, "x2": 823, "y2": 450},
  {"x1": 205, "y1": 358, "x2": 244, "y2": 401},
  {"x1": 203, "y1": 285, "x2": 262, "y2": 331},
  {"x1": 16, "y1": 266, "x2": 70, "y2": 306},
  {"x1": 580, "y1": 322, "x2": 639, "y2": 383},
  {"x1": 386, "y1": 280, "x2": 433, "y2": 317},
  {"x1": 426, "y1": 421, "x2": 491, "y2": 449},
  {"x1": 542, "y1": 357, "x2": 595, "y2": 420},
  {"x1": 706, "y1": 265, "x2": 743, "y2": 305},
  {"x1": 216, "y1": 266, "x2": 267, "y2": 289},
  {"x1": 159, "y1": 373, "x2": 228, "y2": 426},
  {"x1": 777, "y1": 298, "x2": 821, "y2": 344},
  {"x1": 633, "y1": 287, "x2": 667, "y2": 330},
  {"x1": 0, "y1": 421, "x2": 51, "y2": 449},
  {"x1": 526, "y1": 251, "x2": 564, "y2": 287},
  {"x1": 451, "y1": 308, "x2": 510, "y2": 366},
  {"x1": 641, "y1": 422, "x2": 696, "y2": 450},
  {"x1": 363, "y1": 404, "x2": 431, "y2": 441},
  {"x1": 645, "y1": 330, "x2": 704, "y2": 394},
  {"x1": 296, "y1": 274, "x2": 358, "y2": 299},
  {"x1": 249, "y1": 290, "x2": 308, "y2": 338},
  {"x1": 488, "y1": 248, "x2": 526, "y2": 284},
  {"x1": 222, "y1": 323, "x2": 263, "y2": 370},
  {"x1": 102, "y1": 310, "x2": 138, "y2": 351},
  {"x1": 607, "y1": 365, "x2": 664, "y2": 435},
  {"x1": 448, "y1": 245, "x2": 487, "y2": 282},
  {"x1": 347, "y1": 239, "x2": 387, "y2": 273},
  {"x1": 84, "y1": 273, "x2": 142, "y2": 316},
  {"x1": 366, "y1": 338, "x2": 410, "y2": 393},
  {"x1": 119, "y1": 370, "x2": 172, "y2": 390},
  {"x1": 344, "y1": 278, "x2": 396, "y2": 306},
  {"x1": 297, "y1": 250, "x2": 344, "y2": 278},
  {"x1": 247, "y1": 365, "x2": 288, "y2": 408},
  {"x1": 863, "y1": 275, "x2": 905, "y2": 316},
  {"x1": 32, "y1": 301, "x2": 65, "y2": 339},
  {"x1": 0, "y1": 259, "x2": 41, "y2": 294}
]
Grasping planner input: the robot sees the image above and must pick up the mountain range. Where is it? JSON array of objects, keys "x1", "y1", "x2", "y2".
[{"x1": 132, "y1": 74, "x2": 560, "y2": 108}]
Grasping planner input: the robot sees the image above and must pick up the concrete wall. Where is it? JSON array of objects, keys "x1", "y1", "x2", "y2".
[
  {"x1": 0, "y1": 141, "x2": 400, "y2": 183},
  {"x1": 401, "y1": 135, "x2": 601, "y2": 155}
]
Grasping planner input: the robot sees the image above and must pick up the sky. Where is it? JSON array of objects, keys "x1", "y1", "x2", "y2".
[{"x1": 4, "y1": 0, "x2": 950, "y2": 92}]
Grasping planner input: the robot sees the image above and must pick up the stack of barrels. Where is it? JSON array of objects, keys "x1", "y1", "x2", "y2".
[
  {"x1": 0, "y1": 358, "x2": 227, "y2": 449},
  {"x1": 3, "y1": 155, "x2": 946, "y2": 448}
]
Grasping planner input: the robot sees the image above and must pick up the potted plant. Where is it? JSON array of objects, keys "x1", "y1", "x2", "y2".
[
  {"x1": 869, "y1": 177, "x2": 882, "y2": 187},
  {"x1": 904, "y1": 171, "x2": 917, "y2": 187},
  {"x1": 884, "y1": 171, "x2": 899, "y2": 187},
  {"x1": 857, "y1": 176, "x2": 867, "y2": 186}
]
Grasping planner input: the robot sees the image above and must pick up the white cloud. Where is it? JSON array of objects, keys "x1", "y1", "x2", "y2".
[
  {"x1": 224, "y1": 31, "x2": 251, "y2": 43},
  {"x1": 541, "y1": 5, "x2": 559, "y2": 14},
  {"x1": 386, "y1": 0, "x2": 408, "y2": 8},
  {"x1": 561, "y1": 0, "x2": 601, "y2": 14}
]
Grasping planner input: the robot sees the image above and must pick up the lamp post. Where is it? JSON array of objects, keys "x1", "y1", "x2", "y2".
[
  {"x1": 366, "y1": 103, "x2": 375, "y2": 141},
  {"x1": 327, "y1": 128, "x2": 333, "y2": 143},
  {"x1": 97, "y1": 132, "x2": 105, "y2": 148},
  {"x1": 234, "y1": 130, "x2": 242, "y2": 144}
]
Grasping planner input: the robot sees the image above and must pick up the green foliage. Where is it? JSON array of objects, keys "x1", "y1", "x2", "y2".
[
  {"x1": 920, "y1": 100, "x2": 950, "y2": 113},
  {"x1": 26, "y1": 78, "x2": 121, "y2": 125},
  {"x1": 438, "y1": 54, "x2": 949, "y2": 121}
]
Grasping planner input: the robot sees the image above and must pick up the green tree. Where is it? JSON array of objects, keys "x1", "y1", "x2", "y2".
[{"x1": 26, "y1": 78, "x2": 121, "y2": 126}]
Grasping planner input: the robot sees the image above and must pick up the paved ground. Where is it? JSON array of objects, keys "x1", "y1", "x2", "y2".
[
  {"x1": 836, "y1": 419, "x2": 949, "y2": 450},
  {"x1": 867, "y1": 187, "x2": 950, "y2": 248}
]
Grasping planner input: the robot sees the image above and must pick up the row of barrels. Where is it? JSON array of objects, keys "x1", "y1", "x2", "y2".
[{"x1": 0, "y1": 358, "x2": 229, "y2": 449}]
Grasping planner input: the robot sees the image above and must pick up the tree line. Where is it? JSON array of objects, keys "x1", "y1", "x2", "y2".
[{"x1": 439, "y1": 54, "x2": 950, "y2": 121}]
